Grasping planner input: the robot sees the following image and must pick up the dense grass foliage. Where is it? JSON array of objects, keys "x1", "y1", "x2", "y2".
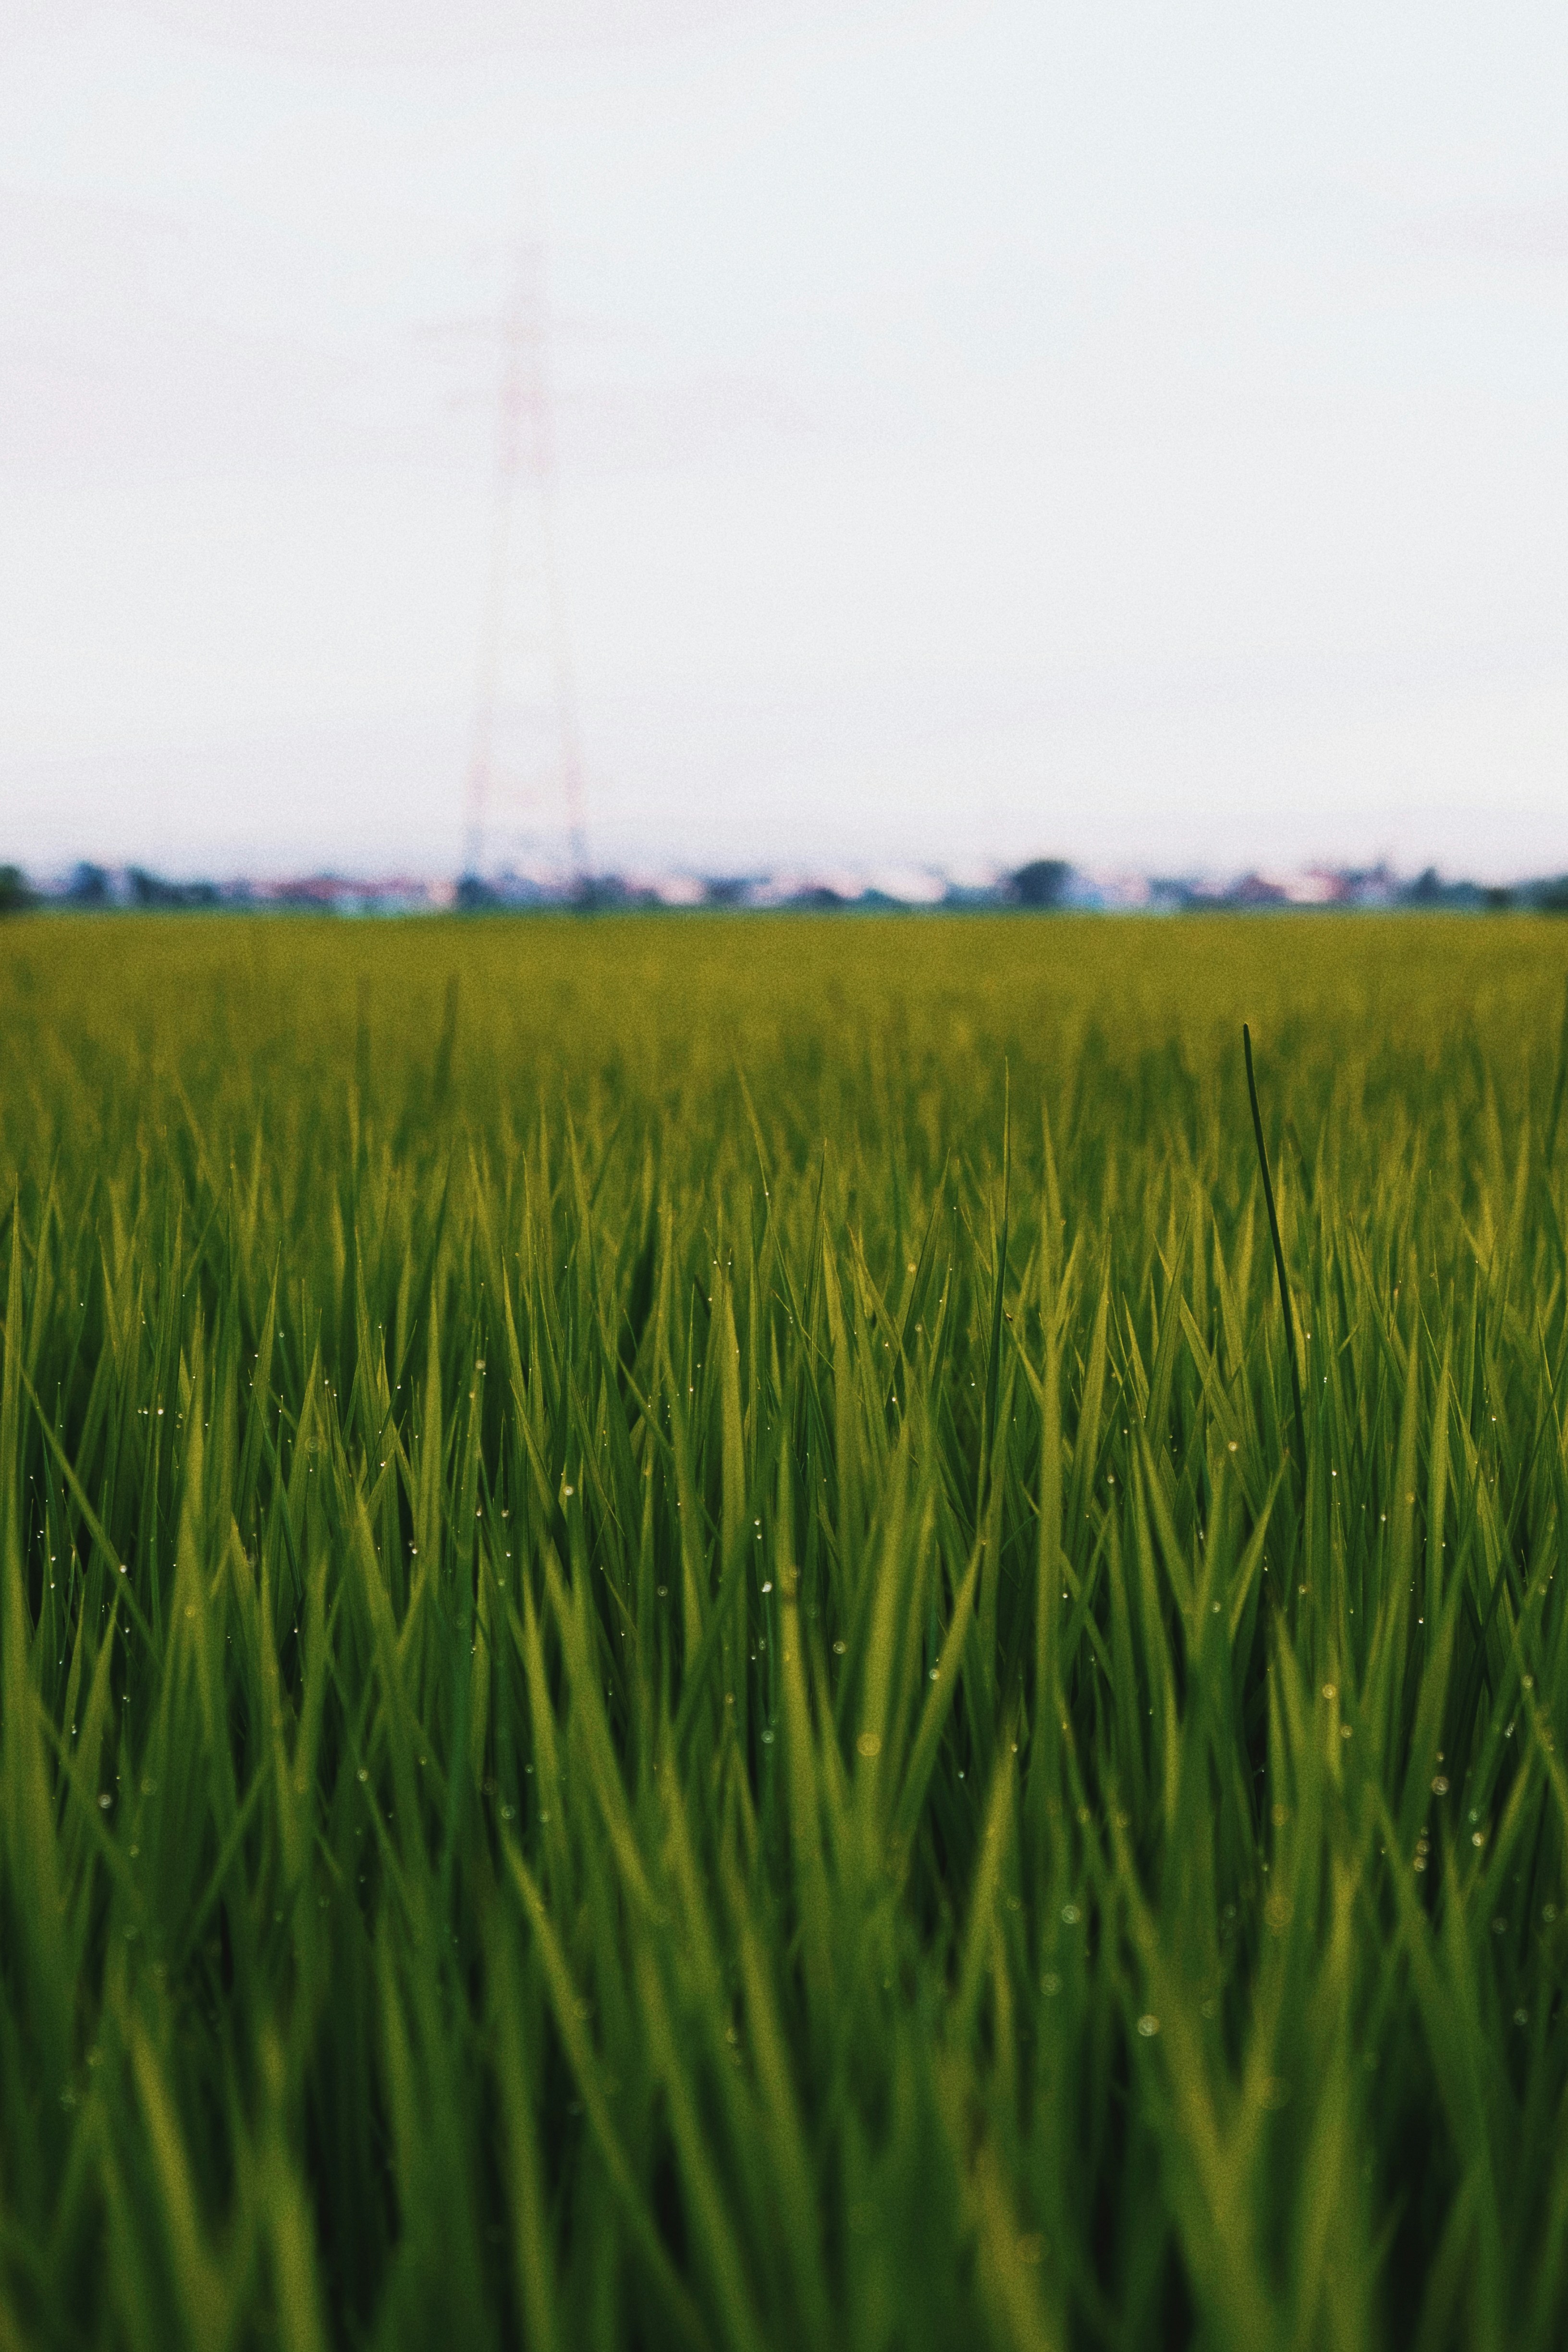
[{"x1": 2, "y1": 913, "x2": 1568, "y2": 2351}]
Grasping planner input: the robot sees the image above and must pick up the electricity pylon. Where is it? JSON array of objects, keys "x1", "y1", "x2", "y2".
[{"x1": 463, "y1": 237, "x2": 588, "y2": 883}]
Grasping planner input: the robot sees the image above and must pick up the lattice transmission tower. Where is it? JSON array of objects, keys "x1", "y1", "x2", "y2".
[{"x1": 463, "y1": 237, "x2": 587, "y2": 882}]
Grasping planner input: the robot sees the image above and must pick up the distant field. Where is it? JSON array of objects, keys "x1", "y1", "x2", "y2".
[{"x1": 2, "y1": 912, "x2": 1567, "y2": 2350}]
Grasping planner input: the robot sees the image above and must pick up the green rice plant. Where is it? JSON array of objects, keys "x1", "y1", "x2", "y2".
[{"x1": 0, "y1": 910, "x2": 1566, "y2": 2349}]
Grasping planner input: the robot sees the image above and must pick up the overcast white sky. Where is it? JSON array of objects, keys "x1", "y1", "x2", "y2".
[{"x1": 3, "y1": 0, "x2": 1567, "y2": 880}]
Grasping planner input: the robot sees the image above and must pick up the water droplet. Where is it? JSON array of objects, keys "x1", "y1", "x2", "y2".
[
  {"x1": 357, "y1": 1767, "x2": 369, "y2": 1784},
  {"x1": 1431, "y1": 1776, "x2": 1449, "y2": 1795},
  {"x1": 833, "y1": 1639, "x2": 847, "y2": 1655},
  {"x1": 1062, "y1": 1903, "x2": 1081, "y2": 1927},
  {"x1": 1136, "y1": 2014, "x2": 1159, "y2": 2038},
  {"x1": 856, "y1": 1731, "x2": 882, "y2": 1759}
]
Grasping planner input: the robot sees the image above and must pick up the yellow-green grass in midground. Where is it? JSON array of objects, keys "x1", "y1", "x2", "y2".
[{"x1": 1, "y1": 912, "x2": 1567, "y2": 2350}]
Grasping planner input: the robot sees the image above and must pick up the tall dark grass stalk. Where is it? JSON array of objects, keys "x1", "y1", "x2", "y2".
[
  {"x1": 1545, "y1": 974, "x2": 1568, "y2": 1168},
  {"x1": 1243, "y1": 1020, "x2": 1308, "y2": 1492}
]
